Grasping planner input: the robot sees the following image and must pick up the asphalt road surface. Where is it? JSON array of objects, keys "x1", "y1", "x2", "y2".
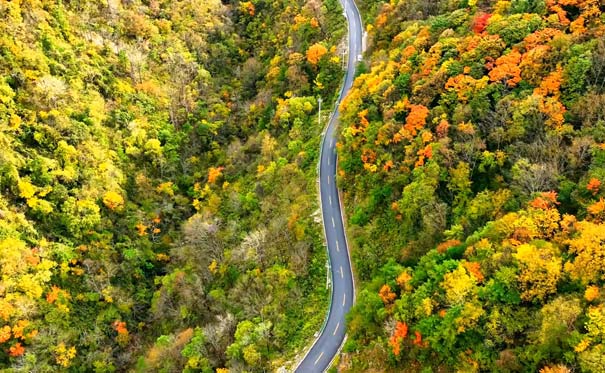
[{"x1": 294, "y1": 0, "x2": 363, "y2": 371}]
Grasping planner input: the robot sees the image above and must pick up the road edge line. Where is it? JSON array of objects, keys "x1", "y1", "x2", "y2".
[
  {"x1": 324, "y1": 0, "x2": 363, "y2": 370},
  {"x1": 292, "y1": 0, "x2": 364, "y2": 371}
]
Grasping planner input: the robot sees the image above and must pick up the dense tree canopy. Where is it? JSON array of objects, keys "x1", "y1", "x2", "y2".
[
  {"x1": 339, "y1": 0, "x2": 605, "y2": 371},
  {"x1": 0, "y1": 0, "x2": 345, "y2": 370}
]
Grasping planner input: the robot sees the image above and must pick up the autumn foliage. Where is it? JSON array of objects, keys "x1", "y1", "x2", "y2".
[
  {"x1": 472, "y1": 13, "x2": 492, "y2": 34},
  {"x1": 587, "y1": 198, "x2": 605, "y2": 217},
  {"x1": 463, "y1": 261, "x2": 484, "y2": 283},
  {"x1": 339, "y1": 0, "x2": 605, "y2": 370},
  {"x1": 585, "y1": 286, "x2": 600, "y2": 302},
  {"x1": 113, "y1": 321, "x2": 128, "y2": 335},
  {"x1": 488, "y1": 50, "x2": 523, "y2": 87},
  {"x1": 306, "y1": 43, "x2": 328, "y2": 65},
  {"x1": 405, "y1": 104, "x2": 429, "y2": 136},
  {"x1": 379, "y1": 284, "x2": 397, "y2": 304},
  {"x1": 102, "y1": 191, "x2": 125, "y2": 211},
  {"x1": 436, "y1": 239, "x2": 461, "y2": 253},
  {"x1": 240, "y1": 1, "x2": 255, "y2": 16},
  {"x1": 0, "y1": 0, "x2": 351, "y2": 369},
  {"x1": 0, "y1": 326, "x2": 10, "y2": 344},
  {"x1": 207, "y1": 166, "x2": 224, "y2": 184},
  {"x1": 9, "y1": 342, "x2": 25, "y2": 357},
  {"x1": 530, "y1": 191, "x2": 559, "y2": 209},
  {"x1": 587, "y1": 178, "x2": 601, "y2": 195},
  {"x1": 389, "y1": 321, "x2": 408, "y2": 356}
]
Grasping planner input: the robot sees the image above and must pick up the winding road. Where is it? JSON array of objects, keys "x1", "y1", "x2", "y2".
[{"x1": 294, "y1": 0, "x2": 363, "y2": 371}]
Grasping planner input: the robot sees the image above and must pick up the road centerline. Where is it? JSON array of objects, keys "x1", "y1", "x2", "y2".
[
  {"x1": 314, "y1": 351, "x2": 324, "y2": 365},
  {"x1": 294, "y1": 0, "x2": 361, "y2": 370}
]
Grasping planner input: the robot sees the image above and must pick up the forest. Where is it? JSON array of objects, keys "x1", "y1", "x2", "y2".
[
  {"x1": 340, "y1": 0, "x2": 605, "y2": 371},
  {"x1": 4, "y1": 0, "x2": 605, "y2": 371},
  {"x1": 0, "y1": 0, "x2": 346, "y2": 371}
]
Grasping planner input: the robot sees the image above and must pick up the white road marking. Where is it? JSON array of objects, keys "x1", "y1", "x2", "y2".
[
  {"x1": 340, "y1": 266, "x2": 344, "y2": 278},
  {"x1": 343, "y1": 293, "x2": 346, "y2": 306},
  {"x1": 329, "y1": 195, "x2": 332, "y2": 205},
  {"x1": 332, "y1": 217, "x2": 335, "y2": 228},
  {"x1": 314, "y1": 351, "x2": 324, "y2": 365},
  {"x1": 295, "y1": 1, "x2": 361, "y2": 370}
]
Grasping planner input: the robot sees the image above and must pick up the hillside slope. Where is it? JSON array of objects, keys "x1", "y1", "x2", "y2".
[
  {"x1": 0, "y1": 0, "x2": 345, "y2": 370},
  {"x1": 339, "y1": 0, "x2": 605, "y2": 371}
]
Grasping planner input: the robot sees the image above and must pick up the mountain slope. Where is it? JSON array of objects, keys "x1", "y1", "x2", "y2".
[
  {"x1": 338, "y1": 0, "x2": 605, "y2": 371},
  {"x1": 0, "y1": 0, "x2": 345, "y2": 370}
]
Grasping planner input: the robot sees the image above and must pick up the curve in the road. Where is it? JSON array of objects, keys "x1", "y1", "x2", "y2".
[{"x1": 294, "y1": 0, "x2": 363, "y2": 372}]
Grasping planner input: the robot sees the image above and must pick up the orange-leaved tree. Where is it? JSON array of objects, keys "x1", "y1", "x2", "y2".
[
  {"x1": 488, "y1": 50, "x2": 523, "y2": 87},
  {"x1": 379, "y1": 284, "x2": 397, "y2": 304},
  {"x1": 389, "y1": 321, "x2": 408, "y2": 356},
  {"x1": 306, "y1": 43, "x2": 328, "y2": 65},
  {"x1": 472, "y1": 13, "x2": 492, "y2": 34},
  {"x1": 587, "y1": 178, "x2": 601, "y2": 195},
  {"x1": 405, "y1": 104, "x2": 429, "y2": 136}
]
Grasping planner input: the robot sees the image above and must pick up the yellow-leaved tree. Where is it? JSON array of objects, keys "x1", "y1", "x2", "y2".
[
  {"x1": 442, "y1": 264, "x2": 477, "y2": 305},
  {"x1": 565, "y1": 221, "x2": 605, "y2": 283},
  {"x1": 513, "y1": 242, "x2": 562, "y2": 301},
  {"x1": 102, "y1": 191, "x2": 125, "y2": 211}
]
